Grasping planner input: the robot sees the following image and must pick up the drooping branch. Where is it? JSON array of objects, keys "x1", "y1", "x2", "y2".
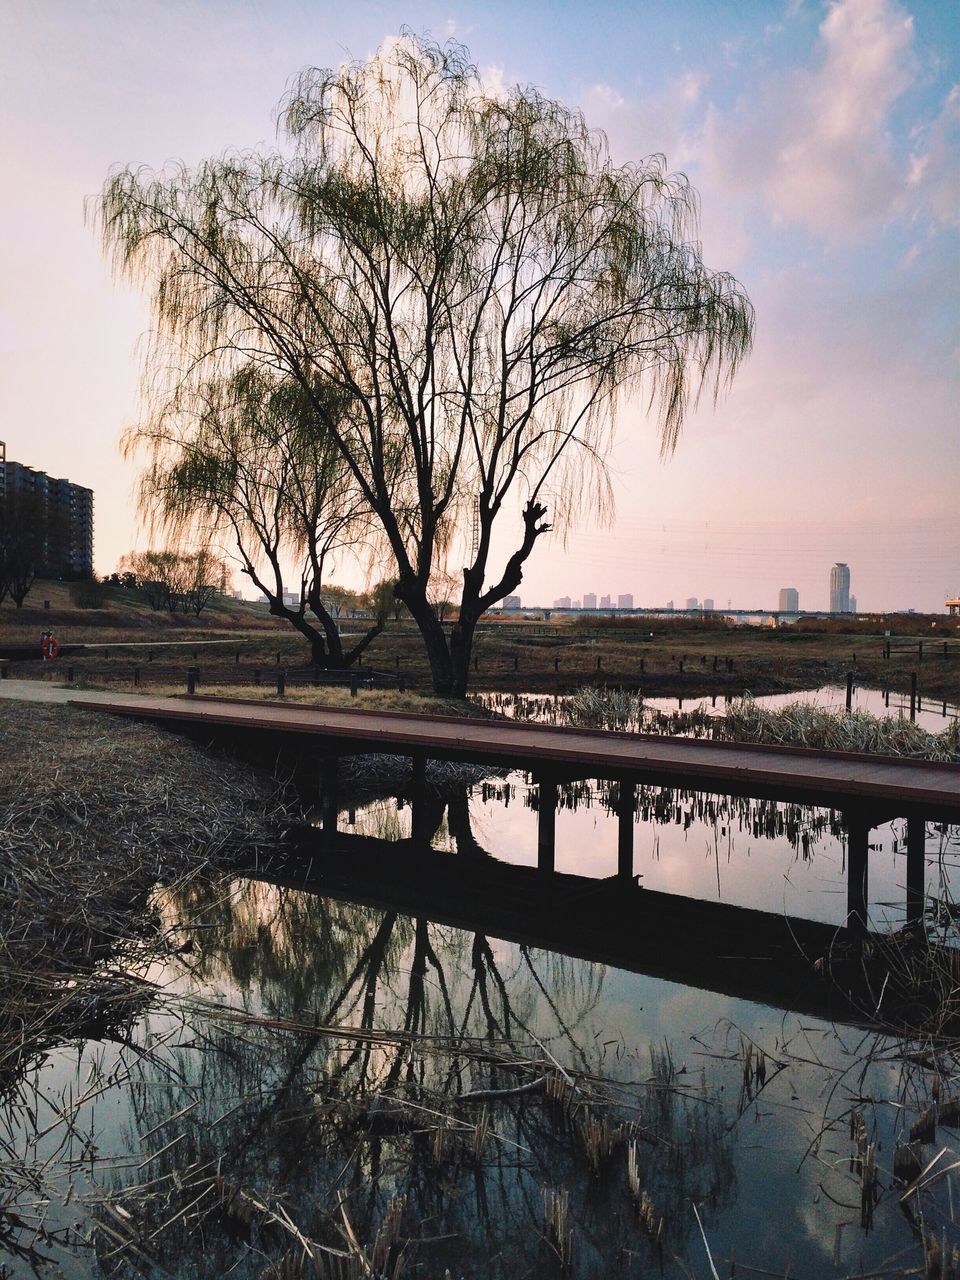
[{"x1": 97, "y1": 31, "x2": 753, "y2": 696}]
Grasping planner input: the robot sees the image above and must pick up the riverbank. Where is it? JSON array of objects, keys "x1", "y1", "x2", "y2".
[
  {"x1": 0, "y1": 702, "x2": 292, "y2": 1091},
  {"x1": 5, "y1": 612, "x2": 957, "y2": 704}
]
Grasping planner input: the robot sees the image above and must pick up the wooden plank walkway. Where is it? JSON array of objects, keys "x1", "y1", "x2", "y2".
[{"x1": 79, "y1": 692, "x2": 960, "y2": 820}]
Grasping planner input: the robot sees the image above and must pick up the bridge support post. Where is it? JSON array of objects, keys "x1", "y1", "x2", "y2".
[
  {"x1": 845, "y1": 810, "x2": 870, "y2": 933},
  {"x1": 320, "y1": 758, "x2": 338, "y2": 844},
  {"x1": 537, "y1": 777, "x2": 557, "y2": 873},
  {"x1": 906, "y1": 816, "x2": 925, "y2": 924},
  {"x1": 617, "y1": 782, "x2": 635, "y2": 879},
  {"x1": 410, "y1": 755, "x2": 428, "y2": 844}
]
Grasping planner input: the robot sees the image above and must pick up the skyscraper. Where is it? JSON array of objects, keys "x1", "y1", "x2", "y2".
[
  {"x1": 778, "y1": 587, "x2": 799, "y2": 612},
  {"x1": 830, "y1": 563, "x2": 851, "y2": 613}
]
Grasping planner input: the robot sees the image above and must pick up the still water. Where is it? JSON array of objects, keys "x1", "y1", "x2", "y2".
[{"x1": 4, "y1": 690, "x2": 959, "y2": 1278}]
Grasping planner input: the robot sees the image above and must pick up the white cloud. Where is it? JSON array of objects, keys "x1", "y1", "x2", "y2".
[
  {"x1": 703, "y1": 0, "x2": 919, "y2": 239},
  {"x1": 909, "y1": 83, "x2": 960, "y2": 228}
]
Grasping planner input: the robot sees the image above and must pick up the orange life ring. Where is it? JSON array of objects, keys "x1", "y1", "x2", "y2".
[{"x1": 44, "y1": 636, "x2": 59, "y2": 659}]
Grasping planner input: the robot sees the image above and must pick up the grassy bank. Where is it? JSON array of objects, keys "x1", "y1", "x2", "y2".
[{"x1": 4, "y1": 588, "x2": 957, "y2": 703}]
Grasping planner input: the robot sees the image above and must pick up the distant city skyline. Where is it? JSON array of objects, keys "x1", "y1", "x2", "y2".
[{"x1": 1, "y1": 1, "x2": 957, "y2": 612}]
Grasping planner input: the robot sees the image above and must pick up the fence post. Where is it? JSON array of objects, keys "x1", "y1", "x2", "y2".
[
  {"x1": 254, "y1": 668, "x2": 261, "y2": 687},
  {"x1": 134, "y1": 667, "x2": 140, "y2": 688},
  {"x1": 845, "y1": 671, "x2": 853, "y2": 711},
  {"x1": 186, "y1": 668, "x2": 197, "y2": 696},
  {"x1": 910, "y1": 672, "x2": 917, "y2": 721},
  {"x1": 276, "y1": 670, "x2": 286, "y2": 697},
  {"x1": 350, "y1": 675, "x2": 358, "y2": 697}
]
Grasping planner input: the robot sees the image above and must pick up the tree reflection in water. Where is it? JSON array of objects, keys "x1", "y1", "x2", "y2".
[
  {"x1": 4, "y1": 784, "x2": 956, "y2": 1278},
  {"x1": 84, "y1": 879, "x2": 735, "y2": 1279}
]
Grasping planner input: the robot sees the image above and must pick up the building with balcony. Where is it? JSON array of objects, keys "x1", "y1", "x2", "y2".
[{"x1": 0, "y1": 441, "x2": 94, "y2": 577}]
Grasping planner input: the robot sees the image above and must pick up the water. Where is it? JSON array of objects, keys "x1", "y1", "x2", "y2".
[
  {"x1": 7, "y1": 878, "x2": 958, "y2": 1278},
  {"x1": 481, "y1": 683, "x2": 960, "y2": 734},
  {"x1": 3, "y1": 688, "x2": 959, "y2": 1277}
]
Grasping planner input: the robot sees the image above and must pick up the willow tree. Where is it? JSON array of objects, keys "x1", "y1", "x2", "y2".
[
  {"x1": 99, "y1": 33, "x2": 753, "y2": 696},
  {"x1": 128, "y1": 367, "x2": 384, "y2": 667}
]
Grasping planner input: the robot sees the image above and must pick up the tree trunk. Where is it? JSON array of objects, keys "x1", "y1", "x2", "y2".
[
  {"x1": 399, "y1": 585, "x2": 456, "y2": 695},
  {"x1": 448, "y1": 614, "x2": 478, "y2": 699}
]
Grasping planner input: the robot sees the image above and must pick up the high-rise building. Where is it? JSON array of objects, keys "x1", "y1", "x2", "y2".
[
  {"x1": 599, "y1": 594, "x2": 612, "y2": 608},
  {"x1": 778, "y1": 587, "x2": 799, "y2": 613},
  {"x1": 830, "y1": 563, "x2": 851, "y2": 613},
  {"x1": 685, "y1": 596, "x2": 699, "y2": 610},
  {"x1": 583, "y1": 592, "x2": 597, "y2": 610},
  {"x1": 553, "y1": 595, "x2": 571, "y2": 608},
  {"x1": 617, "y1": 593, "x2": 633, "y2": 609},
  {"x1": 0, "y1": 443, "x2": 94, "y2": 577},
  {"x1": 502, "y1": 594, "x2": 521, "y2": 609},
  {"x1": 703, "y1": 598, "x2": 714, "y2": 612}
]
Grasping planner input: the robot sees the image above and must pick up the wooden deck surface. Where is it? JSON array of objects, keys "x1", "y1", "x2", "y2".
[{"x1": 80, "y1": 693, "x2": 960, "y2": 820}]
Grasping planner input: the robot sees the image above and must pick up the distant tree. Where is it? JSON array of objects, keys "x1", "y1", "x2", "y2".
[
  {"x1": 367, "y1": 578, "x2": 402, "y2": 625},
  {"x1": 0, "y1": 491, "x2": 48, "y2": 607},
  {"x1": 428, "y1": 565, "x2": 460, "y2": 624},
  {"x1": 180, "y1": 549, "x2": 229, "y2": 616},
  {"x1": 98, "y1": 33, "x2": 752, "y2": 695},
  {"x1": 118, "y1": 550, "x2": 177, "y2": 611}
]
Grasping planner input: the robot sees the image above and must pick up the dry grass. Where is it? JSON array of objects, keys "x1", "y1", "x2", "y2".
[
  {"x1": 519, "y1": 686, "x2": 960, "y2": 760},
  {"x1": 719, "y1": 695, "x2": 960, "y2": 760}
]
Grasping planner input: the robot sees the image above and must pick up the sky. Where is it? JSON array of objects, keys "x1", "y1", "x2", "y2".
[{"x1": 1, "y1": 0, "x2": 957, "y2": 612}]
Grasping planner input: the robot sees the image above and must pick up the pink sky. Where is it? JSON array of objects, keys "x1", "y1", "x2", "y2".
[{"x1": 1, "y1": 0, "x2": 957, "y2": 612}]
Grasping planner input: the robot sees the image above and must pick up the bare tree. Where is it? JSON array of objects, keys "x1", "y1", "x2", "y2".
[
  {"x1": 180, "y1": 548, "x2": 228, "y2": 617},
  {"x1": 0, "y1": 492, "x2": 49, "y2": 608},
  {"x1": 129, "y1": 367, "x2": 384, "y2": 666},
  {"x1": 98, "y1": 32, "x2": 752, "y2": 695},
  {"x1": 119, "y1": 550, "x2": 178, "y2": 611}
]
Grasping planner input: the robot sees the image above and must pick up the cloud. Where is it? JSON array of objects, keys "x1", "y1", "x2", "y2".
[
  {"x1": 703, "y1": 0, "x2": 918, "y2": 239},
  {"x1": 909, "y1": 83, "x2": 960, "y2": 229}
]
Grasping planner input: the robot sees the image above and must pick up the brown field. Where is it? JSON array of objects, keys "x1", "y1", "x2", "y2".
[{"x1": 2, "y1": 581, "x2": 958, "y2": 705}]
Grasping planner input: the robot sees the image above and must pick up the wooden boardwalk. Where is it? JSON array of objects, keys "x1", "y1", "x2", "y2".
[
  {"x1": 83, "y1": 693, "x2": 960, "y2": 819},
  {"x1": 84, "y1": 692, "x2": 959, "y2": 931}
]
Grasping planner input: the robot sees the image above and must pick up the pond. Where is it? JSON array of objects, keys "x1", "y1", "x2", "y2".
[{"x1": 3, "y1": 690, "x2": 959, "y2": 1278}]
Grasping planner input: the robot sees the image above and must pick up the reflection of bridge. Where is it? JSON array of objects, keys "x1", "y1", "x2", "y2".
[
  {"x1": 255, "y1": 830, "x2": 954, "y2": 1033},
  {"x1": 88, "y1": 694, "x2": 960, "y2": 934}
]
